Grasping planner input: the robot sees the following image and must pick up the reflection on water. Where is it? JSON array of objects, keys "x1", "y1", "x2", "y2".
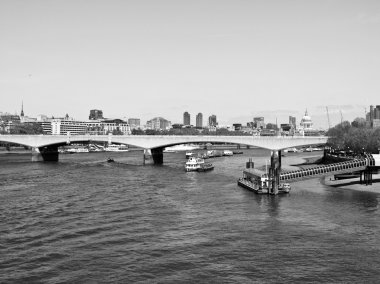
[{"x1": 0, "y1": 149, "x2": 379, "y2": 283}]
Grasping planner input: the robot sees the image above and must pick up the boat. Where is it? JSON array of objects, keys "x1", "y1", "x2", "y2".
[
  {"x1": 164, "y1": 144, "x2": 200, "y2": 153},
  {"x1": 199, "y1": 153, "x2": 209, "y2": 159},
  {"x1": 185, "y1": 157, "x2": 205, "y2": 172},
  {"x1": 207, "y1": 150, "x2": 223, "y2": 158},
  {"x1": 237, "y1": 169, "x2": 291, "y2": 194},
  {"x1": 104, "y1": 144, "x2": 129, "y2": 152},
  {"x1": 223, "y1": 150, "x2": 233, "y2": 156},
  {"x1": 107, "y1": 157, "x2": 114, "y2": 163},
  {"x1": 185, "y1": 157, "x2": 214, "y2": 172},
  {"x1": 65, "y1": 147, "x2": 89, "y2": 153},
  {"x1": 232, "y1": 150, "x2": 243, "y2": 154},
  {"x1": 197, "y1": 163, "x2": 214, "y2": 172},
  {"x1": 185, "y1": 152, "x2": 194, "y2": 158}
]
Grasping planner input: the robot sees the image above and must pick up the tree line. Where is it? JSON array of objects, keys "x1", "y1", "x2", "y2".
[{"x1": 327, "y1": 118, "x2": 380, "y2": 154}]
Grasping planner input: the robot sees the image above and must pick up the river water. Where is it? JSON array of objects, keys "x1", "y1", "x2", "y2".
[{"x1": 1, "y1": 148, "x2": 379, "y2": 283}]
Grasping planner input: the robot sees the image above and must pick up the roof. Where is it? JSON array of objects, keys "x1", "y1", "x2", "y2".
[{"x1": 243, "y1": 168, "x2": 268, "y2": 178}]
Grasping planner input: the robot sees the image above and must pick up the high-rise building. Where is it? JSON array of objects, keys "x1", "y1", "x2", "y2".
[
  {"x1": 196, "y1": 113, "x2": 203, "y2": 128},
  {"x1": 89, "y1": 109, "x2": 104, "y2": 120},
  {"x1": 183, "y1": 111, "x2": 190, "y2": 126},
  {"x1": 128, "y1": 118, "x2": 141, "y2": 129},
  {"x1": 289, "y1": 116, "x2": 296, "y2": 129},
  {"x1": 208, "y1": 115, "x2": 217, "y2": 127},
  {"x1": 367, "y1": 105, "x2": 380, "y2": 128},
  {"x1": 254, "y1": 117, "x2": 265, "y2": 129}
]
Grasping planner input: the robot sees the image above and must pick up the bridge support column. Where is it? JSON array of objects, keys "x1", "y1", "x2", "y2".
[
  {"x1": 143, "y1": 148, "x2": 164, "y2": 165},
  {"x1": 32, "y1": 146, "x2": 59, "y2": 162},
  {"x1": 151, "y1": 147, "x2": 164, "y2": 165},
  {"x1": 269, "y1": 150, "x2": 281, "y2": 195}
]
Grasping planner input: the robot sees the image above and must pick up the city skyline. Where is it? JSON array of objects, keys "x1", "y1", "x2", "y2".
[{"x1": 1, "y1": 1, "x2": 379, "y2": 128}]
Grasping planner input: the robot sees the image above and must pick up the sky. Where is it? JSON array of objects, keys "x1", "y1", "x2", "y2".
[{"x1": 1, "y1": 0, "x2": 379, "y2": 129}]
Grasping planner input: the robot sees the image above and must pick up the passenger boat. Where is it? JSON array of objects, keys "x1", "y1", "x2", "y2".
[
  {"x1": 237, "y1": 169, "x2": 291, "y2": 194},
  {"x1": 185, "y1": 157, "x2": 205, "y2": 171},
  {"x1": 185, "y1": 152, "x2": 194, "y2": 158},
  {"x1": 104, "y1": 144, "x2": 129, "y2": 152},
  {"x1": 185, "y1": 157, "x2": 214, "y2": 172},
  {"x1": 164, "y1": 144, "x2": 200, "y2": 153},
  {"x1": 223, "y1": 150, "x2": 233, "y2": 156}
]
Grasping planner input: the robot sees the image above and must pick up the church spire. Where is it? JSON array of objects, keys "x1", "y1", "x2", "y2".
[{"x1": 21, "y1": 101, "x2": 24, "y2": 117}]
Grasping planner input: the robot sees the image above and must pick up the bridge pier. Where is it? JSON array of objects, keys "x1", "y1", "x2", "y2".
[
  {"x1": 32, "y1": 146, "x2": 59, "y2": 162},
  {"x1": 269, "y1": 150, "x2": 281, "y2": 195},
  {"x1": 143, "y1": 148, "x2": 163, "y2": 165}
]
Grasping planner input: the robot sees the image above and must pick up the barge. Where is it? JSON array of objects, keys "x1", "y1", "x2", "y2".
[{"x1": 237, "y1": 169, "x2": 291, "y2": 194}]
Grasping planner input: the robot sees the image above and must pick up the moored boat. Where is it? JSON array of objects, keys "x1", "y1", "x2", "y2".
[
  {"x1": 223, "y1": 150, "x2": 233, "y2": 156},
  {"x1": 105, "y1": 144, "x2": 129, "y2": 152},
  {"x1": 237, "y1": 169, "x2": 291, "y2": 194},
  {"x1": 185, "y1": 152, "x2": 194, "y2": 158},
  {"x1": 197, "y1": 163, "x2": 214, "y2": 172}
]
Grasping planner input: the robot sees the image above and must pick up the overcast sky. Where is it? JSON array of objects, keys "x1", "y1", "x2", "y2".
[{"x1": 1, "y1": 0, "x2": 379, "y2": 128}]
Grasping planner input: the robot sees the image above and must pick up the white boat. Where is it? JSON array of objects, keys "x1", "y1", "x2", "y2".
[
  {"x1": 223, "y1": 150, "x2": 233, "y2": 156},
  {"x1": 104, "y1": 144, "x2": 129, "y2": 152},
  {"x1": 66, "y1": 148, "x2": 89, "y2": 153},
  {"x1": 185, "y1": 152, "x2": 194, "y2": 158},
  {"x1": 185, "y1": 157, "x2": 205, "y2": 172},
  {"x1": 164, "y1": 144, "x2": 200, "y2": 153}
]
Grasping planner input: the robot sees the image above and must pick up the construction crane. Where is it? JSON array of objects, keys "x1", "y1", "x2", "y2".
[{"x1": 326, "y1": 106, "x2": 331, "y2": 129}]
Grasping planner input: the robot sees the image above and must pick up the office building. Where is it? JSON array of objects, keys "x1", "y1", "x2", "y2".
[
  {"x1": 289, "y1": 116, "x2": 296, "y2": 129},
  {"x1": 196, "y1": 113, "x2": 203, "y2": 128},
  {"x1": 89, "y1": 109, "x2": 104, "y2": 120},
  {"x1": 146, "y1": 117, "x2": 171, "y2": 130},
  {"x1": 254, "y1": 117, "x2": 265, "y2": 129},
  {"x1": 183, "y1": 112, "x2": 190, "y2": 126},
  {"x1": 208, "y1": 115, "x2": 217, "y2": 127},
  {"x1": 128, "y1": 118, "x2": 141, "y2": 129},
  {"x1": 367, "y1": 105, "x2": 380, "y2": 128}
]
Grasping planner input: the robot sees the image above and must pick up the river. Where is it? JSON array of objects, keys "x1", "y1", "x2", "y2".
[{"x1": 0, "y1": 148, "x2": 379, "y2": 283}]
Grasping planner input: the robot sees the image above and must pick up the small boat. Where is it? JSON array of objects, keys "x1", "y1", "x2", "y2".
[
  {"x1": 197, "y1": 163, "x2": 214, "y2": 172},
  {"x1": 105, "y1": 144, "x2": 129, "y2": 152},
  {"x1": 232, "y1": 150, "x2": 243, "y2": 154},
  {"x1": 223, "y1": 150, "x2": 233, "y2": 156},
  {"x1": 185, "y1": 152, "x2": 194, "y2": 158},
  {"x1": 107, "y1": 157, "x2": 114, "y2": 163}
]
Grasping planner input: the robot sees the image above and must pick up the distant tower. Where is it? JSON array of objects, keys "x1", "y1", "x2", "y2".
[
  {"x1": 20, "y1": 101, "x2": 24, "y2": 117},
  {"x1": 89, "y1": 109, "x2": 104, "y2": 120},
  {"x1": 196, "y1": 113, "x2": 203, "y2": 128},
  {"x1": 183, "y1": 111, "x2": 190, "y2": 125},
  {"x1": 208, "y1": 114, "x2": 217, "y2": 127}
]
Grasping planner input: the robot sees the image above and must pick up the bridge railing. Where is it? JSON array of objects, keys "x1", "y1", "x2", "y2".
[{"x1": 280, "y1": 158, "x2": 369, "y2": 182}]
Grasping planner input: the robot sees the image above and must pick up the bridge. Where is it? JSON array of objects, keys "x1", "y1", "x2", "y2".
[
  {"x1": 0, "y1": 134, "x2": 328, "y2": 163},
  {"x1": 280, "y1": 154, "x2": 380, "y2": 185}
]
